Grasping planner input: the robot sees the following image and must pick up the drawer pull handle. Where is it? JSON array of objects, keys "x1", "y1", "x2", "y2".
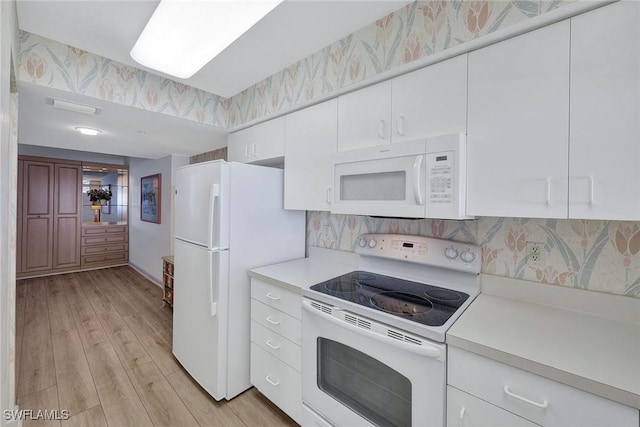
[
  {"x1": 266, "y1": 316, "x2": 280, "y2": 325},
  {"x1": 265, "y1": 340, "x2": 280, "y2": 350},
  {"x1": 265, "y1": 293, "x2": 280, "y2": 301},
  {"x1": 503, "y1": 385, "x2": 548, "y2": 409},
  {"x1": 459, "y1": 407, "x2": 465, "y2": 420},
  {"x1": 265, "y1": 375, "x2": 280, "y2": 386}
]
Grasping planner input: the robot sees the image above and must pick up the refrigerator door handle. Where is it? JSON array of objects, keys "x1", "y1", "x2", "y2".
[
  {"x1": 208, "y1": 184, "x2": 220, "y2": 248},
  {"x1": 208, "y1": 248, "x2": 229, "y2": 317}
]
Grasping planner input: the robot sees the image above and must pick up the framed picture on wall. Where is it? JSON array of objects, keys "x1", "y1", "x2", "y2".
[{"x1": 141, "y1": 174, "x2": 161, "y2": 224}]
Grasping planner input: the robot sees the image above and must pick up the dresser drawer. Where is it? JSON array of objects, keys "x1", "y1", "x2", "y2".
[
  {"x1": 82, "y1": 225, "x2": 128, "y2": 236},
  {"x1": 82, "y1": 251, "x2": 128, "y2": 266},
  {"x1": 251, "y1": 320, "x2": 301, "y2": 372},
  {"x1": 251, "y1": 279, "x2": 301, "y2": 320},
  {"x1": 448, "y1": 347, "x2": 639, "y2": 426},
  {"x1": 251, "y1": 299, "x2": 301, "y2": 346},
  {"x1": 81, "y1": 242, "x2": 128, "y2": 255},
  {"x1": 82, "y1": 234, "x2": 128, "y2": 245},
  {"x1": 251, "y1": 343, "x2": 301, "y2": 424}
]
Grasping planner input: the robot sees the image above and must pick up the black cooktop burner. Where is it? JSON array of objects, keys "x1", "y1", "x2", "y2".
[{"x1": 310, "y1": 271, "x2": 469, "y2": 327}]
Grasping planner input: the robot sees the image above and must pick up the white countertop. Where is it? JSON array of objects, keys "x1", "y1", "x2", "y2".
[
  {"x1": 248, "y1": 246, "x2": 359, "y2": 293},
  {"x1": 447, "y1": 274, "x2": 640, "y2": 409}
]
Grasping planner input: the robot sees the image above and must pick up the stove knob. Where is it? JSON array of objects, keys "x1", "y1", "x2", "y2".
[
  {"x1": 460, "y1": 250, "x2": 476, "y2": 263},
  {"x1": 368, "y1": 238, "x2": 377, "y2": 248},
  {"x1": 358, "y1": 237, "x2": 368, "y2": 248},
  {"x1": 444, "y1": 247, "x2": 459, "y2": 260}
]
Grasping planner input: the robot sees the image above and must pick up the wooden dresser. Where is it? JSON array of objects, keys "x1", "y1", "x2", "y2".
[
  {"x1": 81, "y1": 224, "x2": 129, "y2": 268},
  {"x1": 162, "y1": 256, "x2": 175, "y2": 308}
]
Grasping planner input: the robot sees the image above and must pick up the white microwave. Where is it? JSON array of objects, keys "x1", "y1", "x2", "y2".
[{"x1": 331, "y1": 134, "x2": 471, "y2": 219}]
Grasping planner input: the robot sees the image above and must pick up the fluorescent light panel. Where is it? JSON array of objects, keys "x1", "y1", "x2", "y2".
[
  {"x1": 130, "y1": 0, "x2": 283, "y2": 79},
  {"x1": 75, "y1": 127, "x2": 102, "y2": 136},
  {"x1": 52, "y1": 98, "x2": 99, "y2": 115}
]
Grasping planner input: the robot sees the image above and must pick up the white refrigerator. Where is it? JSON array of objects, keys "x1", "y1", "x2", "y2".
[{"x1": 173, "y1": 160, "x2": 305, "y2": 401}]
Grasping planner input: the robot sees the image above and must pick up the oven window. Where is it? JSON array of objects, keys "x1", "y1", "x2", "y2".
[
  {"x1": 317, "y1": 338, "x2": 411, "y2": 427},
  {"x1": 340, "y1": 171, "x2": 406, "y2": 201}
]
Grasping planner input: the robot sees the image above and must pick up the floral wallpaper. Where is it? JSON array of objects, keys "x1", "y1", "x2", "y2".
[
  {"x1": 17, "y1": 1, "x2": 575, "y2": 131},
  {"x1": 227, "y1": 0, "x2": 574, "y2": 126},
  {"x1": 307, "y1": 212, "x2": 640, "y2": 299},
  {"x1": 18, "y1": 32, "x2": 228, "y2": 127}
]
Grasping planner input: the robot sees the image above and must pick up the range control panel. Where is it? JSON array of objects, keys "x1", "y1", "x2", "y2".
[{"x1": 355, "y1": 233, "x2": 481, "y2": 274}]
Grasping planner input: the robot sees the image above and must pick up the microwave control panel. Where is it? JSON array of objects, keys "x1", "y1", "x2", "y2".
[{"x1": 427, "y1": 150, "x2": 454, "y2": 205}]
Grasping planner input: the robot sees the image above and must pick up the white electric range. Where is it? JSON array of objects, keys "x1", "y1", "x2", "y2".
[{"x1": 301, "y1": 233, "x2": 481, "y2": 427}]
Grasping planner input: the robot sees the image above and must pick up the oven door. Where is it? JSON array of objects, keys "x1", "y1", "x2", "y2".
[{"x1": 302, "y1": 298, "x2": 446, "y2": 427}]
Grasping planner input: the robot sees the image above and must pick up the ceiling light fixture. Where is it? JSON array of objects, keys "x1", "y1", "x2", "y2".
[
  {"x1": 51, "y1": 98, "x2": 100, "y2": 115},
  {"x1": 130, "y1": 0, "x2": 283, "y2": 79},
  {"x1": 75, "y1": 127, "x2": 102, "y2": 136}
]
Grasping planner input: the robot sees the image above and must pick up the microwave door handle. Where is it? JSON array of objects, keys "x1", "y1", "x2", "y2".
[{"x1": 413, "y1": 155, "x2": 424, "y2": 205}]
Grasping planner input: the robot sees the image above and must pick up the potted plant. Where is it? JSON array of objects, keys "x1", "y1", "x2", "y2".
[{"x1": 87, "y1": 188, "x2": 112, "y2": 205}]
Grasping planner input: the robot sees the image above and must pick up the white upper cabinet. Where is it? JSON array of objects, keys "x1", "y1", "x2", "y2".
[
  {"x1": 337, "y1": 80, "x2": 391, "y2": 151},
  {"x1": 228, "y1": 116, "x2": 286, "y2": 165},
  {"x1": 569, "y1": 1, "x2": 640, "y2": 220},
  {"x1": 284, "y1": 99, "x2": 338, "y2": 211},
  {"x1": 391, "y1": 55, "x2": 468, "y2": 143},
  {"x1": 466, "y1": 21, "x2": 570, "y2": 218}
]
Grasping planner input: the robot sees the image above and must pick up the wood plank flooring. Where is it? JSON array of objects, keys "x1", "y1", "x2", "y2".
[{"x1": 15, "y1": 266, "x2": 298, "y2": 427}]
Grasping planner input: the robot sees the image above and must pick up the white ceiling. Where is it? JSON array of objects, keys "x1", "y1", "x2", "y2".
[
  {"x1": 19, "y1": 82, "x2": 228, "y2": 159},
  {"x1": 15, "y1": 0, "x2": 410, "y2": 160}
]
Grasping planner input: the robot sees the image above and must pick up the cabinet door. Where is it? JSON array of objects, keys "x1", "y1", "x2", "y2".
[
  {"x1": 467, "y1": 21, "x2": 570, "y2": 218},
  {"x1": 391, "y1": 55, "x2": 467, "y2": 143},
  {"x1": 53, "y1": 164, "x2": 81, "y2": 269},
  {"x1": 16, "y1": 160, "x2": 23, "y2": 274},
  {"x1": 337, "y1": 80, "x2": 391, "y2": 151},
  {"x1": 22, "y1": 161, "x2": 54, "y2": 272},
  {"x1": 570, "y1": 2, "x2": 640, "y2": 220},
  {"x1": 251, "y1": 116, "x2": 285, "y2": 163},
  {"x1": 447, "y1": 386, "x2": 537, "y2": 427},
  {"x1": 228, "y1": 117, "x2": 286, "y2": 164},
  {"x1": 284, "y1": 99, "x2": 337, "y2": 211},
  {"x1": 228, "y1": 126, "x2": 254, "y2": 163}
]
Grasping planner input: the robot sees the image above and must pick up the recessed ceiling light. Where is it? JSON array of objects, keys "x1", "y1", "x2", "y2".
[
  {"x1": 75, "y1": 127, "x2": 102, "y2": 136},
  {"x1": 49, "y1": 98, "x2": 100, "y2": 115},
  {"x1": 130, "y1": 0, "x2": 283, "y2": 79}
]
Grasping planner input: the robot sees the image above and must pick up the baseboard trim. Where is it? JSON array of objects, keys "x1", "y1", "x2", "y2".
[{"x1": 127, "y1": 263, "x2": 163, "y2": 288}]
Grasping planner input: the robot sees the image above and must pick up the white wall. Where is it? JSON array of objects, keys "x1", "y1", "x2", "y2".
[
  {"x1": 129, "y1": 155, "x2": 188, "y2": 284},
  {"x1": 1, "y1": 0, "x2": 19, "y2": 423}
]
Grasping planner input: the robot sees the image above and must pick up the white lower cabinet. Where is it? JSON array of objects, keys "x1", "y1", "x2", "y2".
[
  {"x1": 447, "y1": 386, "x2": 538, "y2": 427},
  {"x1": 447, "y1": 347, "x2": 639, "y2": 427},
  {"x1": 250, "y1": 279, "x2": 301, "y2": 424}
]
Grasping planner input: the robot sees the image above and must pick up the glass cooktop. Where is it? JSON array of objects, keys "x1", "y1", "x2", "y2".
[{"x1": 310, "y1": 271, "x2": 469, "y2": 327}]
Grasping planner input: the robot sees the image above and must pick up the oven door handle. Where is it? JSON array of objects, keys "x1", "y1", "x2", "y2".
[{"x1": 303, "y1": 300, "x2": 445, "y2": 361}]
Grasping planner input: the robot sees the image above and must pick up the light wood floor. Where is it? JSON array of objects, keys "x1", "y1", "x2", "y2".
[{"x1": 15, "y1": 266, "x2": 298, "y2": 427}]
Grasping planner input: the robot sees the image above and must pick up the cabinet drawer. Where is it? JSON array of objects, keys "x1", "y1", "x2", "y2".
[
  {"x1": 251, "y1": 320, "x2": 301, "y2": 372},
  {"x1": 251, "y1": 343, "x2": 301, "y2": 424},
  {"x1": 81, "y1": 242, "x2": 128, "y2": 255},
  {"x1": 251, "y1": 279, "x2": 301, "y2": 319},
  {"x1": 448, "y1": 347, "x2": 639, "y2": 426},
  {"x1": 82, "y1": 234, "x2": 128, "y2": 245},
  {"x1": 82, "y1": 225, "x2": 127, "y2": 235},
  {"x1": 251, "y1": 299, "x2": 301, "y2": 346},
  {"x1": 447, "y1": 386, "x2": 537, "y2": 427},
  {"x1": 82, "y1": 251, "x2": 128, "y2": 266},
  {"x1": 163, "y1": 273, "x2": 174, "y2": 289}
]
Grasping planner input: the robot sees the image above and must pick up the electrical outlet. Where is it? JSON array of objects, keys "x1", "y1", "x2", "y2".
[{"x1": 526, "y1": 242, "x2": 544, "y2": 265}]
